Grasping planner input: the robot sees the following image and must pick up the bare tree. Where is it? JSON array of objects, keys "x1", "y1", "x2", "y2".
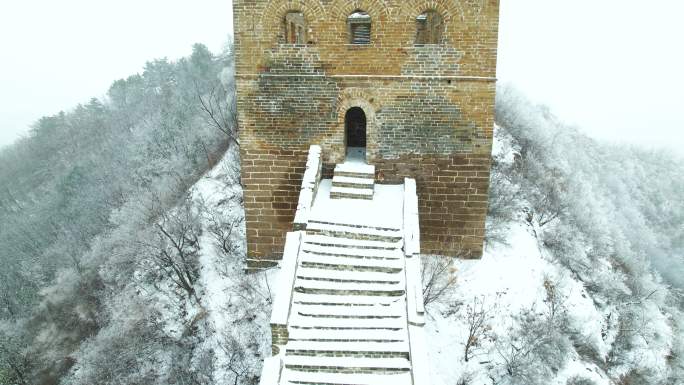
[
  {"x1": 0, "y1": 324, "x2": 33, "y2": 385},
  {"x1": 456, "y1": 370, "x2": 475, "y2": 385},
  {"x1": 490, "y1": 304, "x2": 572, "y2": 385},
  {"x1": 463, "y1": 296, "x2": 494, "y2": 362},
  {"x1": 142, "y1": 197, "x2": 203, "y2": 302},
  {"x1": 566, "y1": 375, "x2": 597, "y2": 385},
  {"x1": 519, "y1": 160, "x2": 568, "y2": 230},
  {"x1": 196, "y1": 82, "x2": 239, "y2": 147},
  {"x1": 421, "y1": 255, "x2": 457, "y2": 307},
  {"x1": 220, "y1": 335, "x2": 256, "y2": 385},
  {"x1": 208, "y1": 211, "x2": 243, "y2": 258}
]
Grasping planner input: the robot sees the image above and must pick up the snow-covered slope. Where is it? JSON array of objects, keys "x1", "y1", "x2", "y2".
[
  {"x1": 418, "y1": 88, "x2": 683, "y2": 385},
  {"x1": 427, "y1": 224, "x2": 614, "y2": 385},
  {"x1": 189, "y1": 147, "x2": 274, "y2": 384}
]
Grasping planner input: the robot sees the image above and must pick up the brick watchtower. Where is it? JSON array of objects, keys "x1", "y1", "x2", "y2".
[{"x1": 233, "y1": 0, "x2": 500, "y2": 263}]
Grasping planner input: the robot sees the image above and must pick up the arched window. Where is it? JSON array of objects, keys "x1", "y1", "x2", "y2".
[
  {"x1": 347, "y1": 11, "x2": 371, "y2": 44},
  {"x1": 416, "y1": 11, "x2": 444, "y2": 45},
  {"x1": 284, "y1": 12, "x2": 307, "y2": 44}
]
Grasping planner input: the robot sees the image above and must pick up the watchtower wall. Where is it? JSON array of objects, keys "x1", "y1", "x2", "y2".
[{"x1": 233, "y1": 0, "x2": 500, "y2": 261}]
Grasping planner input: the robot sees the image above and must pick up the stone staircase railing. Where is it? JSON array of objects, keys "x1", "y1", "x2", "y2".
[
  {"x1": 293, "y1": 145, "x2": 322, "y2": 231},
  {"x1": 402, "y1": 178, "x2": 430, "y2": 385},
  {"x1": 269, "y1": 231, "x2": 303, "y2": 354},
  {"x1": 262, "y1": 145, "x2": 323, "y2": 385}
]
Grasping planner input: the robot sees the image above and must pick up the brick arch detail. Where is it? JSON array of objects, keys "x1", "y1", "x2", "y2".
[
  {"x1": 394, "y1": 1, "x2": 466, "y2": 47},
  {"x1": 327, "y1": 0, "x2": 392, "y2": 43},
  {"x1": 399, "y1": 0, "x2": 460, "y2": 22},
  {"x1": 259, "y1": 0, "x2": 328, "y2": 43},
  {"x1": 328, "y1": 0, "x2": 391, "y2": 21}
]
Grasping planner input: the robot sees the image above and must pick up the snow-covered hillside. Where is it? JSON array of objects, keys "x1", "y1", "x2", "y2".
[
  {"x1": 427, "y1": 224, "x2": 641, "y2": 385},
  {"x1": 419, "y1": 89, "x2": 684, "y2": 385},
  {"x1": 191, "y1": 147, "x2": 274, "y2": 384}
]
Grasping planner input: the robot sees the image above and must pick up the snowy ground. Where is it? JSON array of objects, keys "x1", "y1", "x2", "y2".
[
  {"x1": 190, "y1": 147, "x2": 274, "y2": 383},
  {"x1": 426, "y1": 223, "x2": 612, "y2": 385},
  {"x1": 311, "y1": 180, "x2": 404, "y2": 229}
]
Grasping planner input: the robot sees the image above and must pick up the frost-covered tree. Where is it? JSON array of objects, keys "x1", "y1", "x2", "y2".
[
  {"x1": 0, "y1": 42, "x2": 239, "y2": 384},
  {"x1": 487, "y1": 85, "x2": 684, "y2": 385}
]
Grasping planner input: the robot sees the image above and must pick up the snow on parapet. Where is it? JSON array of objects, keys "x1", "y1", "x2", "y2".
[
  {"x1": 259, "y1": 356, "x2": 282, "y2": 385},
  {"x1": 402, "y1": 177, "x2": 430, "y2": 384},
  {"x1": 406, "y1": 256, "x2": 425, "y2": 327},
  {"x1": 403, "y1": 178, "x2": 420, "y2": 257},
  {"x1": 293, "y1": 145, "x2": 322, "y2": 229},
  {"x1": 270, "y1": 232, "x2": 303, "y2": 327},
  {"x1": 404, "y1": 179, "x2": 425, "y2": 326}
]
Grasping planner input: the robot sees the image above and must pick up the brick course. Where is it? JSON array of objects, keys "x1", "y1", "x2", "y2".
[{"x1": 234, "y1": 0, "x2": 500, "y2": 260}]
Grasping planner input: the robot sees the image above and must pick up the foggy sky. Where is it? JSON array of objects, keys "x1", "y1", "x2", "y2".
[{"x1": 1, "y1": 0, "x2": 683, "y2": 155}]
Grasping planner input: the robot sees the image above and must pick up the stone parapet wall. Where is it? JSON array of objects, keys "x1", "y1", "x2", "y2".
[
  {"x1": 269, "y1": 232, "x2": 302, "y2": 353},
  {"x1": 293, "y1": 145, "x2": 323, "y2": 230},
  {"x1": 270, "y1": 324, "x2": 289, "y2": 355}
]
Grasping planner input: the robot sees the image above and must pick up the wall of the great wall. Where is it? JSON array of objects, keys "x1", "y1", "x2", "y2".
[{"x1": 234, "y1": 0, "x2": 500, "y2": 260}]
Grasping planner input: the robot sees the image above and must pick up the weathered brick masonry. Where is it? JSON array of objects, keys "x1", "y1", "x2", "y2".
[{"x1": 234, "y1": 0, "x2": 500, "y2": 260}]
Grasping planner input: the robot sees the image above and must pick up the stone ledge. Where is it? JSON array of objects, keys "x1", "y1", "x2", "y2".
[
  {"x1": 236, "y1": 73, "x2": 497, "y2": 82},
  {"x1": 270, "y1": 231, "x2": 303, "y2": 353},
  {"x1": 259, "y1": 356, "x2": 282, "y2": 385},
  {"x1": 405, "y1": 256, "x2": 426, "y2": 327},
  {"x1": 403, "y1": 178, "x2": 420, "y2": 257},
  {"x1": 245, "y1": 258, "x2": 280, "y2": 272},
  {"x1": 293, "y1": 145, "x2": 323, "y2": 230}
]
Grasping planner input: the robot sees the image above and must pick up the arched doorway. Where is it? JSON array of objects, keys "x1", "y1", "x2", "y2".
[
  {"x1": 345, "y1": 107, "x2": 367, "y2": 162},
  {"x1": 345, "y1": 107, "x2": 367, "y2": 148}
]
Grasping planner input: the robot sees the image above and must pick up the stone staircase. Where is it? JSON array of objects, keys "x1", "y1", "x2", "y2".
[
  {"x1": 281, "y1": 220, "x2": 413, "y2": 385},
  {"x1": 331, "y1": 163, "x2": 375, "y2": 200},
  {"x1": 262, "y1": 146, "x2": 428, "y2": 385}
]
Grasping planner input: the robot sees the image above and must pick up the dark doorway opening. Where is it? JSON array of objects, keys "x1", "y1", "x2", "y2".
[{"x1": 345, "y1": 107, "x2": 367, "y2": 148}]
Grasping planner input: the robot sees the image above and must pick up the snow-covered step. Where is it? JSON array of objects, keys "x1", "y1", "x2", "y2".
[
  {"x1": 286, "y1": 340, "x2": 409, "y2": 353},
  {"x1": 306, "y1": 221, "x2": 402, "y2": 243},
  {"x1": 299, "y1": 263, "x2": 403, "y2": 275},
  {"x1": 292, "y1": 293, "x2": 404, "y2": 306},
  {"x1": 330, "y1": 186, "x2": 374, "y2": 200},
  {"x1": 303, "y1": 234, "x2": 402, "y2": 250},
  {"x1": 301, "y1": 243, "x2": 403, "y2": 260},
  {"x1": 285, "y1": 341, "x2": 409, "y2": 356},
  {"x1": 283, "y1": 356, "x2": 410, "y2": 373},
  {"x1": 331, "y1": 175, "x2": 375, "y2": 189},
  {"x1": 288, "y1": 327, "x2": 407, "y2": 342},
  {"x1": 294, "y1": 278, "x2": 405, "y2": 297},
  {"x1": 299, "y1": 253, "x2": 405, "y2": 273},
  {"x1": 282, "y1": 369, "x2": 413, "y2": 385},
  {"x1": 289, "y1": 314, "x2": 406, "y2": 329},
  {"x1": 291, "y1": 303, "x2": 403, "y2": 318},
  {"x1": 296, "y1": 267, "x2": 403, "y2": 284},
  {"x1": 307, "y1": 221, "x2": 402, "y2": 237},
  {"x1": 334, "y1": 163, "x2": 375, "y2": 178},
  {"x1": 308, "y1": 219, "x2": 400, "y2": 232},
  {"x1": 300, "y1": 251, "x2": 404, "y2": 267}
]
